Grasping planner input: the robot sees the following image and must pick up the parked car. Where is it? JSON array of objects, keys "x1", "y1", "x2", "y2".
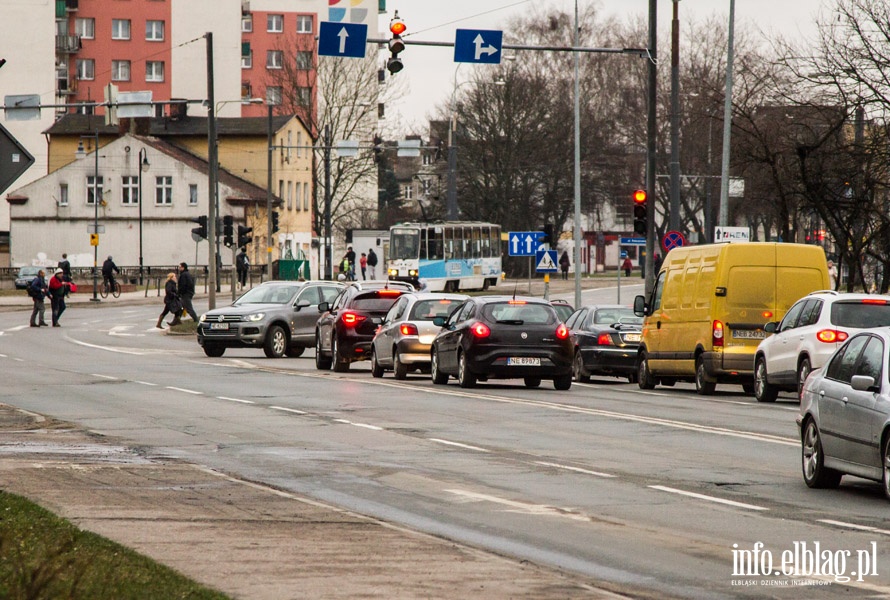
[
  {"x1": 315, "y1": 280, "x2": 415, "y2": 372},
  {"x1": 550, "y1": 299, "x2": 574, "y2": 322},
  {"x1": 15, "y1": 266, "x2": 41, "y2": 290},
  {"x1": 197, "y1": 280, "x2": 344, "y2": 358},
  {"x1": 430, "y1": 296, "x2": 574, "y2": 390},
  {"x1": 565, "y1": 305, "x2": 643, "y2": 383},
  {"x1": 754, "y1": 291, "x2": 890, "y2": 402},
  {"x1": 797, "y1": 330, "x2": 890, "y2": 498},
  {"x1": 370, "y1": 293, "x2": 467, "y2": 379}
]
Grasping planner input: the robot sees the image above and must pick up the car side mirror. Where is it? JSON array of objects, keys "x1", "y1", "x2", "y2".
[
  {"x1": 295, "y1": 298, "x2": 310, "y2": 312},
  {"x1": 318, "y1": 301, "x2": 330, "y2": 313},
  {"x1": 433, "y1": 316, "x2": 447, "y2": 327},
  {"x1": 850, "y1": 374, "x2": 877, "y2": 392},
  {"x1": 633, "y1": 295, "x2": 647, "y2": 317},
  {"x1": 763, "y1": 321, "x2": 778, "y2": 333}
]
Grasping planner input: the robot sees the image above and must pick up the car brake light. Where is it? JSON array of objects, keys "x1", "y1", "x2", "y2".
[
  {"x1": 712, "y1": 320, "x2": 724, "y2": 347},
  {"x1": 400, "y1": 323, "x2": 418, "y2": 336},
  {"x1": 817, "y1": 329, "x2": 848, "y2": 343},
  {"x1": 596, "y1": 332, "x2": 613, "y2": 345},
  {"x1": 862, "y1": 299, "x2": 888, "y2": 305},
  {"x1": 341, "y1": 312, "x2": 367, "y2": 327},
  {"x1": 556, "y1": 323, "x2": 570, "y2": 340},
  {"x1": 378, "y1": 289, "x2": 402, "y2": 296},
  {"x1": 508, "y1": 300, "x2": 527, "y2": 305},
  {"x1": 471, "y1": 322, "x2": 491, "y2": 338}
]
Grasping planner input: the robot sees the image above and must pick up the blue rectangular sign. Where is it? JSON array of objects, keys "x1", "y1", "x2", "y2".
[
  {"x1": 508, "y1": 231, "x2": 543, "y2": 257},
  {"x1": 535, "y1": 250, "x2": 559, "y2": 273},
  {"x1": 620, "y1": 237, "x2": 646, "y2": 246},
  {"x1": 454, "y1": 29, "x2": 503, "y2": 64},
  {"x1": 318, "y1": 22, "x2": 368, "y2": 58}
]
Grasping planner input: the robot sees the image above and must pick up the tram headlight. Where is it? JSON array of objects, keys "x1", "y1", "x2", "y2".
[
  {"x1": 409, "y1": 270, "x2": 418, "y2": 277},
  {"x1": 388, "y1": 268, "x2": 398, "y2": 277}
]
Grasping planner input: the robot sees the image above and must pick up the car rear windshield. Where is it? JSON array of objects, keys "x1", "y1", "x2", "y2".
[
  {"x1": 483, "y1": 302, "x2": 557, "y2": 325},
  {"x1": 830, "y1": 301, "x2": 890, "y2": 328},
  {"x1": 354, "y1": 292, "x2": 403, "y2": 312},
  {"x1": 235, "y1": 285, "x2": 300, "y2": 304},
  {"x1": 590, "y1": 308, "x2": 643, "y2": 328},
  {"x1": 409, "y1": 299, "x2": 462, "y2": 321}
]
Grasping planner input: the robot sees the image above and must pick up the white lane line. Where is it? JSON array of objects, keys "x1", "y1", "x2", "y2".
[
  {"x1": 217, "y1": 396, "x2": 255, "y2": 405},
  {"x1": 429, "y1": 438, "x2": 490, "y2": 453},
  {"x1": 165, "y1": 386, "x2": 202, "y2": 395},
  {"x1": 534, "y1": 461, "x2": 616, "y2": 479},
  {"x1": 0, "y1": 354, "x2": 6, "y2": 357},
  {"x1": 91, "y1": 373, "x2": 118, "y2": 380},
  {"x1": 818, "y1": 519, "x2": 890, "y2": 536},
  {"x1": 649, "y1": 485, "x2": 768, "y2": 511},
  {"x1": 446, "y1": 489, "x2": 588, "y2": 522},
  {"x1": 334, "y1": 419, "x2": 383, "y2": 431},
  {"x1": 270, "y1": 406, "x2": 308, "y2": 415},
  {"x1": 11, "y1": 357, "x2": 24, "y2": 362},
  {"x1": 134, "y1": 380, "x2": 157, "y2": 386},
  {"x1": 69, "y1": 338, "x2": 145, "y2": 355}
]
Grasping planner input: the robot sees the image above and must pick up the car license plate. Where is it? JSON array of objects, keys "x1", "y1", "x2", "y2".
[
  {"x1": 210, "y1": 323, "x2": 229, "y2": 330},
  {"x1": 507, "y1": 357, "x2": 540, "y2": 366},
  {"x1": 732, "y1": 329, "x2": 765, "y2": 339},
  {"x1": 623, "y1": 333, "x2": 642, "y2": 342}
]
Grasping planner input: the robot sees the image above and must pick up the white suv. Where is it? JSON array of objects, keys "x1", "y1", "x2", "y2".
[{"x1": 753, "y1": 291, "x2": 890, "y2": 402}]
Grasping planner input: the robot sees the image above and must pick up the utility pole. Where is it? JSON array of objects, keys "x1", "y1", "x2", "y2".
[
  {"x1": 267, "y1": 105, "x2": 273, "y2": 278},
  {"x1": 669, "y1": 0, "x2": 681, "y2": 231},
  {"x1": 323, "y1": 124, "x2": 333, "y2": 280},
  {"x1": 719, "y1": 0, "x2": 736, "y2": 227},
  {"x1": 645, "y1": 0, "x2": 658, "y2": 294},
  {"x1": 446, "y1": 115, "x2": 458, "y2": 220},
  {"x1": 205, "y1": 32, "x2": 217, "y2": 310}
]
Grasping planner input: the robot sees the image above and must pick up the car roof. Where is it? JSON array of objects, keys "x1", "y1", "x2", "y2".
[
  {"x1": 258, "y1": 280, "x2": 340, "y2": 288},
  {"x1": 402, "y1": 292, "x2": 468, "y2": 302},
  {"x1": 349, "y1": 280, "x2": 415, "y2": 292},
  {"x1": 804, "y1": 291, "x2": 890, "y2": 302},
  {"x1": 474, "y1": 295, "x2": 551, "y2": 305}
]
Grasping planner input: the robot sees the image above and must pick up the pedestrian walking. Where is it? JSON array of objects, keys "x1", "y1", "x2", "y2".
[
  {"x1": 48, "y1": 268, "x2": 71, "y2": 327},
  {"x1": 236, "y1": 247, "x2": 250, "y2": 289},
  {"x1": 28, "y1": 270, "x2": 49, "y2": 327},
  {"x1": 622, "y1": 257, "x2": 633, "y2": 278},
  {"x1": 828, "y1": 260, "x2": 838, "y2": 290},
  {"x1": 157, "y1": 272, "x2": 182, "y2": 328},
  {"x1": 367, "y1": 248, "x2": 378, "y2": 279},
  {"x1": 359, "y1": 253, "x2": 367, "y2": 280},
  {"x1": 58, "y1": 253, "x2": 72, "y2": 282},
  {"x1": 559, "y1": 251, "x2": 570, "y2": 280},
  {"x1": 177, "y1": 262, "x2": 199, "y2": 321},
  {"x1": 345, "y1": 246, "x2": 356, "y2": 280}
]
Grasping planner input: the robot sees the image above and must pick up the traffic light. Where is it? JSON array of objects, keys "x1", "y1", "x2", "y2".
[
  {"x1": 539, "y1": 224, "x2": 554, "y2": 246},
  {"x1": 387, "y1": 11, "x2": 406, "y2": 74},
  {"x1": 271, "y1": 211, "x2": 279, "y2": 234},
  {"x1": 223, "y1": 215, "x2": 234, "y2": 247},
  {"x1": 632, "y1": 189, "x2": 647, "y2": 235},
  {"x1": 237, "y1": 224, "x2": 253, "y2": 247},
  {"x1": 191, "y1": 215, "x2": 208, "y2": 240}
]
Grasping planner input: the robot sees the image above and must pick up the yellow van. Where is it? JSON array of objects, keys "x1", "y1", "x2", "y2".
[{"x1": 632, "y1": 243, "x2": 829, "y2": 394}]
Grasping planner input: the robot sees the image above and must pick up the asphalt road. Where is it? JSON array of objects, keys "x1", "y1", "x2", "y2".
[{"x1": 3, "y1": 282, "x2": 890, "y2": 599}]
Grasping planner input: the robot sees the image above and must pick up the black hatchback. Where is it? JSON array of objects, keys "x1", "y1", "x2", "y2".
[{"x1": 430, "y1": 296, "x2": 574, "y2": 390}]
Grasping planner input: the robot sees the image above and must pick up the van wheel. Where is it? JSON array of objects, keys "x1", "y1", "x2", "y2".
[
  {"x1": 638, "y1": 353, "x2": 656, "y2": 390},
  {"x1": 695, "y1": 356, "x2": 716, "y2": 395},
  {"x1": 797, "y1": 357, "x2": 812, "y2": 398},
  {"x1": 754, "y1": 357, "x2": 779, "y2": 402}
]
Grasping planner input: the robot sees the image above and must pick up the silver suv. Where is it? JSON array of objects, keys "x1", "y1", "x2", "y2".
[
  {"x1": 754, "y1": 291, "x2": 890, "y2": 402},
  {"x1": 198, "y1": 280, "x2": 344, "y2": 358}
]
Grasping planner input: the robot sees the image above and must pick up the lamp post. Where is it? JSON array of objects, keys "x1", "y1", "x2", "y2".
[
  {"x1": 137, "y1": 148, "x2": 150, "y2": 285},
  {"x1": 76, "y1": 132, "x2": 101, "y2": 302}
]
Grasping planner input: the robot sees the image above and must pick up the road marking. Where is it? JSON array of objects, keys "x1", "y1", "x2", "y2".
[
  {"x1": 109, "y1": 325, "x2": 143, "y2": 337},
  {"x1": 217, "y1": 396, "x2": 255, "y2": 405},
  {"x1": 534, "y1": 461, "x2": 616, "y2": 478},
  {"x1": 818, "y1": 519, "x2": 890, "y2": 536},
  {"x1": 446, "y1": 489, "x2": 588, "y2": 522},
  {"x1": 11, "y1": 357, "x2": 24, "y2": 362},
  {"x1": 334, "y1": 418, "x2": 383, "y2": 431},
  {"x1": 429, "y1": 438, "x2": 489, "y2": 453},
  {"x1": 270, "y1": 406, "x2": 307, "y2": 415},
  {"x1": 166, "y1": 386, "x2": 202, "y2": 395},
  {"x1": 6, "y1": 325, "x2": 30, "y2": 332},
  {"x1": 91, "y1": 373, "x2": 118, "y2": 380},
  {"x1": 649, "y1": 485, "x2": 768, "y2": 511},
  {"x1": 70, "y1": 338, "x2": 145, "y2": 355},
  {"x1": 133, "y1": 380, "x2": 157, "y2": 386}
]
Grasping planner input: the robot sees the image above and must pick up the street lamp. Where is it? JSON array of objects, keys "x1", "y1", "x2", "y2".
[
  {"x1": 75, "y1": 132, "x2": 101, "y2": 302},
  {"x1": 137, "y1": 148, "x2": 150, "y2": 285}
]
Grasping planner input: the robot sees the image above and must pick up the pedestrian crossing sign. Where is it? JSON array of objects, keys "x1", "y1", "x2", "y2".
[{"x1": 535, "y1": 250, "x2": 558, "y2": 273}]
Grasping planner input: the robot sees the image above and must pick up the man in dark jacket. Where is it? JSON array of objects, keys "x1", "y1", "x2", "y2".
[
  {"x1": 48, "y1": 269, "x2": 71, "y2": 327},
  {"x1": 177, "y1": 262, "x2": 199, "y2": 321},
  {"x1": 366, "y1": 248, "x2": 378, "y2": 279},
  {"x1": 58, "y1": 253, "x2": 72, "y2": 282},
  {"x1": 28, "y1": 270, "x2": 49, "y2": 327},
  {"x1": 235, "y1": 247, "x2": 249, "y2": 289},
  {"x1": 102, "y1": 256, "x2": 120, "y2": 289}
]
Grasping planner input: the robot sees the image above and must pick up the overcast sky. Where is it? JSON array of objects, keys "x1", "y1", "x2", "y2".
[{"x1": 376, "y1": 0, "x2": 828, "y2": 134}]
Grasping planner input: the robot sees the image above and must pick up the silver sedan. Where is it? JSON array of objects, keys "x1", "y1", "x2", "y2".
[{"x1": 371, "y1": 293, "x2": 467, "y2": 379}]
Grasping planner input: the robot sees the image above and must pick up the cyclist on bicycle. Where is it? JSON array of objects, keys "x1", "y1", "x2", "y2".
[{"x1": 102, "y1": 255, "x2": 120, "y2": 290}]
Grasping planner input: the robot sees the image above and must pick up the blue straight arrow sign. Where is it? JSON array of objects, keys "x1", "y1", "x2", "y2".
[
  {"x1": 508, "y1": 231, "x2": 542, "y2": 256},
  {"x1": 318, "y1": 22, "x2": 368, "y2": 58}
]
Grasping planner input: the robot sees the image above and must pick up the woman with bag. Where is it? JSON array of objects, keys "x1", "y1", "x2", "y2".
[{"x1": 156, "y1": 272, "x2": 182, "y2": 329}]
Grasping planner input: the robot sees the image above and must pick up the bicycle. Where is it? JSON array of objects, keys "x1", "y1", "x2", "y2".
[{"x1": 100, "y1": 277, "x2": 121, "y2": 299}]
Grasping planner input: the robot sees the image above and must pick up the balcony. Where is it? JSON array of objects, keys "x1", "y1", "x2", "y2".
[
  {"x1": 56, "y1": 35, "x2": 81, "y2": 54},
  {"x1": 57, "y1": 77, "x2": 77, "y2": 96}
]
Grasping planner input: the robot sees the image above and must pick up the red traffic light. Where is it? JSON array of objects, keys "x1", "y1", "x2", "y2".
[
  {"x1": 633, "y1": 189, "x2": 647, "y2": 204},
  {"x1": 390, "y1": 16, "x2": 406, "y2": 36}
]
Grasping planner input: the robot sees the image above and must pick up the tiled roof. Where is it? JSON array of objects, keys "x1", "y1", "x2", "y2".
[{"x1": 45, "y1": 113, "x2": 310, "y2": 139}]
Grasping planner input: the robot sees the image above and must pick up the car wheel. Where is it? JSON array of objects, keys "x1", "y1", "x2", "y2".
[
  {"x1": 524, "y1": 377, "x2": 541, "y2": 388},
  {"x1": 285, "y1": 346, "x2": 305, "y2": 358},
  {"x1": 573, "y1": 351, "x2": 589, "y2": 383},
  {"x1": 202, "y1": 343, "x2": 225, "y2": 358},
  {"x1": 332, "y1": 336, "x2": 350, "y2": 372},
  {"x1": 882, "y1": 435, "x2": 890, "y2": 502},
  {"x1": 801, "y1": 419, "x2": 842, "y2": 489},
  {"x1": 393, "y1": 350, "x2": 408, "y2": 380},
  {"x1": 797, "y1": 357, "x2": 812, "y2": 398},
  {"x1": 371, "y1": 348, "x2": 384, "y2": 378},
  {"x1": 695, "y1": 355, "x2": 716, "y2": 395},
  {"x1": 264, "y1": 325, "x2": 287, "y2": 358},
  {"x1": 458, "y1": 352, "x2": 476, "y2": 388},
  {"x1": 638, "y1": 353, "x2": 656, "y2": 390},
  {"x1": 754, "y1": 357, "x2": 778, "y2": 403},
  {"x1": 431, "y1": 348, "x2": 448, "y2": 385},
  {"x1": 553, "y1": 375, "x2": 572, "y2": 391},
  {"x1": 315, "y1": 331, "x2": 332, "y2": 370}
]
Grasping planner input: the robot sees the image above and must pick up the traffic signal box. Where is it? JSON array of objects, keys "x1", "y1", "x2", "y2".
[
  {"x1": 387, "y1": 11, "x2": 406, "y2": 74},
  {"x1": 633, "y1": 189, "x2": 647, "y2": 235},
  {"x1": 238, "y1": 225, "x2": 253, "y2": 247},
  {"x1": 191, "y1": 215, "x2": 208, "y2": 240},
  {"x1": 271, "y1": 211, "x2": 280, "y2": 234},
  {"x1": 223, "y1": 215, "x2": 234, "y2": 247},
  {"x1": 539, "y1": 224, "x2": 554, "y2": 246}
]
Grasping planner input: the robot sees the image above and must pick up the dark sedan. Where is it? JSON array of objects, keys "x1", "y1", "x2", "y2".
[
  {"x1": 430, "y1": 296, "x2": 573, "y2": 390},
  {"x1": 565, "y1": 305, "x2": 643, "y2": 383}
]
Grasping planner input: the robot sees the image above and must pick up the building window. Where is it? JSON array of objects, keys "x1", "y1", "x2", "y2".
[
  {"x1": 241, "y1": 50, "x2": 252, "y2": 69},
  {"x1": 189, "y1": 184, "x2": 198, "y2": 206},
  {"x1": 146, "y1": 61, "x2": 164, "y2": 82},
  {"x1": 296, "y1": 51, "x2": 312, "y2": 70},
  {"x1": 303, "y1": 182, "x2": 309, "y2": 211},
  {"x1": 86, "y1": 176, "x2": 103, "y2": 205},
  {"x1": 266, "y1": 50, "x2": 283, "y2": 69},
  {"x1": 404, "y1": 185, "x2": 413, "y2": 200},
  {"x1": 146, "y1": 20, "x2": 164, "y2": 41},
  {"x1": 75, "y1": 18, "x2": 94, "y2": 39},
  {"x1": 121, "y1": 176, "x2": 139, "y2": 205},
  {"x1": 287, "y1": 181, "x2": 293, "y2": 210},
  {"x1": 267, "y1": 14, "x2": 283, "y2": 33},
  {"x1": 297, "y1": 15, "x2": 313, "y2": 34},
  {"x1": 296, "y1": 86, "x2": 311, "y2": 107},
  {"x1": 296, "y1": 131, "x2": 302, "y2": 158},
  {"x1": 76, "y1": 59, "x2": 94, "y2": 80},
  {"x1": 422, "y1": 179, "x2": 431, "y2": 195},
  {"x1": 111, "y1": 19, "x2": 131, "y2": 40},
  {"x1": 155, "y1": 176, "x2": 172, "y2": 205},
  {"x1": 266, "y1": 86, "x2": 282, "y2": 106},
  {"x1": 422, "y1": 152, "x2": 432, "y2": 166},
  {"x1": 58, "y1": 184, "x2": 69, "y2": 207},
  {"x1": 111, "y1": 60, "x2": 130, "y2": 81},
  {"x1": 241, "y1": 14, "x2": 252, "y2": 32}
]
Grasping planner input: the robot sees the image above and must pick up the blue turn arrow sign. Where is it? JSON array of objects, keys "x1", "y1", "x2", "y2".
[
  {"x1": 318, "y1": 22, "x2": 368, "y2": 58},
  {"x1": 454, "y1": 29, "x2": 503, "y2": 64}
]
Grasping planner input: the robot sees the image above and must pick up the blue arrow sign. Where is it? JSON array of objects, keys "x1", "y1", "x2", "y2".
[
  {"x1": 508, "y1": 231, "x2": 543, "y2": 256},
  {"x1": 454, "y1": 29, "x2": 503, "y2": 64},
  {"x1": 318, "y1": 22, "x2": 368, "y2": 58},
  {"x1": 535, "y1": 250, "x2": 559, "y2": 273}
]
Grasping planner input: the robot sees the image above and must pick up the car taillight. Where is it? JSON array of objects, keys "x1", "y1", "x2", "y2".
[
  {"x1": 556, "y1": 323, "x2": 570, "y2": 340},
  {"x1": 400, "y1": 323, "x2": 418, "y2": 336},
  {"x1": 712, "y1": 320, "x2": 724, "y2": 347},
  {"x1": 378, "y1": 289, "x2": 402, "y2": 296},
  {"x1": 817, "y1": 329, "x2": 848, "y2": 343},
  {"x1": 471, "y1": 322, "x2": 491, "y2": 338},
  {"x1": 341, "y1": 312, "x2": 367, "y2": 327},
  {"x1": 862, "y1": 299, "x2": 888, "y2": 305},
  {"x1": 508, "y1": 300, "x2": 527, "y2": 305},
  {"x1": 596, "y1": 332, "x2": 613, "y2": 345},
  {"x1": 761, "y1": 310, "x2": 773, "y2": 319}
]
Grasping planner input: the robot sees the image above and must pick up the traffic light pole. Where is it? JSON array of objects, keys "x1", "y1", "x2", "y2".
[
  {"x1": 205, "y1": 32, "x2": 218, "y2": 310},
  {"x1": 267, "y1": 105, "x2": 274, "y2": 279},
  {"x1": 323, "y1": 124, "x2": 333, "y2": 281},
  {"x1": 645, "y1": 0, "x2": 658, "y2": 296}
]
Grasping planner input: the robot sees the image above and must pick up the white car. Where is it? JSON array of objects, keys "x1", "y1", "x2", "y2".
[{"x1": 754, "y1": 291, "x2": 890, "y2": 402}]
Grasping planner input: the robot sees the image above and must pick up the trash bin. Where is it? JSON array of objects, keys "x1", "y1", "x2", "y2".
[{"x1": 274, "y1": 259, "x2": 309, "y2": 280}]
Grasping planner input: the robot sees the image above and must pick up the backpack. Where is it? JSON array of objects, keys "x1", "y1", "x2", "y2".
[{"x1": 27, "y1": 280, "x2": 39, "y2": 298}]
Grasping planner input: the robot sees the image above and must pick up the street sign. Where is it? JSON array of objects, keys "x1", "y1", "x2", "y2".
[
  {"x1": 619, "y1": 237, "x2": 646, "y2": 246},
  {"x1": 535, "y1": 250, "x2": 558, "y2": 273},
  {"x1": 662, "y1": 230, "x2": 687, "y2": 252},
  {"x1": 89, "y1": 233, "x2": 99, "y2": 246},
  {"x1": 454, "y1": 29, "x2": 503, "y2": 64},
  {"x1": 396, "y1": 139, "x2": 421, "y2": 157},
  {"x1": 4, "y1": 94, "x2": 40, "y2": 121},
  {"x1": 0, "y1": 123, "x2": 34, "y2": 195},
  {"x1": 714, "y1": 226, "x2": 750, "y2": 243},
  {"x1": 508, "y1": 231, "x2": 543, "y2": 256},
  {"x1": 318, "y1": 22, "x2": 368, "y2": 58},
  {"x1": 86, "y1": 224, "x2": 105, "y2": 234}
]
